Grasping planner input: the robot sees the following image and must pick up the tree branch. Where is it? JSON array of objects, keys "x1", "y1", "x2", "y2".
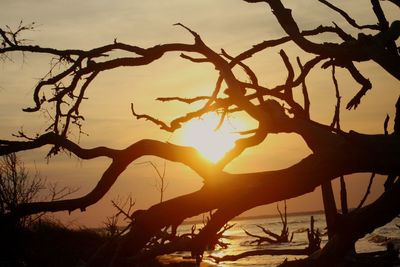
[
  {"x1": 211, "y1": 247, "x2": 310, "y2": 263},
  {"x1": 116, "y1": 129, "x2": 400, "y2": 259},
  {"x1": 318, "y1": 0, "x2": 379, "y2": 30},
  {"x1": 297, "y1": 57, "x2": 310, "y2": 119},
  {"x1": 261, "y1": 0, "x2": 400, "y2": 80},
  {"x1": 356, "y1": 173, "x2": 375, "y2": 209},
  {"x1": 156, "y1": 96, "x2": 210, "y2": 104}
]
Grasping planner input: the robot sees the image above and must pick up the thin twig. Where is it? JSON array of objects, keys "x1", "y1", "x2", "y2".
[
  {"x1": 330, "y1": 64, "x2": 341, "y2": 130},
  {"x1": 356, "y1": 173, "x2": 375, "y2": 209},
  {"x1": 318, "y1": 0, "x2": 379, "y2": 30}
]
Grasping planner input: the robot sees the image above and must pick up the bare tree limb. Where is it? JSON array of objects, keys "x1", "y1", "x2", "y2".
[
  {"x1": 339, "y1": 176, "x2": 348, "y2": 214},
  {"x1": 384, "y1": 114, "x2": 390, "y2": 135},
  {"x1": 344, "y1": 62, "x2": 372, "y2": 110},
  {"x1": 356, "y1": 173, "x2": 375, "y2": 209},
  {"x1": 211, "y1": 247, "x2": 310, "y2": 263},
  {"x1": 257, "y1": 0, "x2": 400, "y2": 80},
  {"x1": 371, "y1": 0, "x2": 390, "y2": 31},
  {"x1": 387, "y1": 0, "x2": 400, "y2": 8},
  {"x1": 330, "y1": 64, "x2": 341, "y2": 129},
  {"x1": 318, "y1": 0, "x2": 379, "y2": 30},
  {"x1": 296, "y1": 57, "x2": 310, "y2": 119},
  {"x1": 156, "y1": 96, "x2": 210, "y2": 104}
]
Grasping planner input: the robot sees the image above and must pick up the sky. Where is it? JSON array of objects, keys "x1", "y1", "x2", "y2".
[{"x1": 0, "y1": 0, "x2": 399, "y2": 227}]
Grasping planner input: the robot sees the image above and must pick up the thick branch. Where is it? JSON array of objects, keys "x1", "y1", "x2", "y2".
[
  {"x1": 1, "y1": 135, "x2": 218, "y2": 218},
  {"x1": 117, "y1": 129, "x2": 400, "y2": 258},
  {"x1": 0, "y1": 132, "x2": 117, "y2": 159},
  {"x1": 232, "y1": 25, "x2": 354, "y2": 66}
]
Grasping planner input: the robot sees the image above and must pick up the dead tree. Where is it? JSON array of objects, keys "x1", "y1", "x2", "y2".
[
  {"x1": 211, "y1": 215, "x2": 321, "y2": 263},
  {"x1": 244, "y1": 201, "x2": 293, "y2": 245},
  {"x1": 1, "y1": 0, "x2": 400, "y2": 266},
  {"x1": 0, "y1": 153, "x2": 77, "y2": 227},
  {"x1": 306, "y1": 216, "x2": 321, "y2": 254}
]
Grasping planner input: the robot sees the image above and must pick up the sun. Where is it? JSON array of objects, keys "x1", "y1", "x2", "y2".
[{"x1": 178, "y1": 113, "x2": 240, "y2": 163}]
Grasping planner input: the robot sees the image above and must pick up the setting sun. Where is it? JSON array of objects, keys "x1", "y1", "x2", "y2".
[{"x1": 179, "y1": 113, "x2": 240, "y2": 162}]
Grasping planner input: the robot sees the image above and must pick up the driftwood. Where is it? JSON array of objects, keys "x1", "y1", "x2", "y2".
[
  {"x1": 211, "y1": 248, "x2": 309, "y2": 263},
  {"x1": 243, "y1": 224, "x2": 294, "y2": 245},
  {"x1": 244, "y1": 201, "x2": 293, "y2": 245},
  {"x1": 128, "y1": 212, "x2": 234, "y2": 265},
  {"x1": 212, "y1": 216, "x2": 321, "y2": 263},
  {"x1": 306, "y1": 216, "x2": 321, "y2": 254}
]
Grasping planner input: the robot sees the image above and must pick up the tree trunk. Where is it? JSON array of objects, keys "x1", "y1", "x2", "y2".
[{"x1": 281, "y1": 181, "x2": 400, "y2": 266}]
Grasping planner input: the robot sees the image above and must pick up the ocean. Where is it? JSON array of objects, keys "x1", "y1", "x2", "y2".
[{"x1": 173, "y1": 213, "x2": 400, "y2": 267}]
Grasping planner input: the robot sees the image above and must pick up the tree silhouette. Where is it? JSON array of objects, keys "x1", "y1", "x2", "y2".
[
  {"x1": 0, "y1": 152, "x2": 78, "y2": 227},
  {"x1": 1, "y1": 1, "x2": 400, "y2": 266},
  {"x1": 0, "y1": 153, "x2": 44, "y2": 227}
]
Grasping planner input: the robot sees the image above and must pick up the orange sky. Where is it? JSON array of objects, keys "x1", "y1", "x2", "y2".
[{"x1": 1, "y1": 0, "x2": 399, "y2": 227}]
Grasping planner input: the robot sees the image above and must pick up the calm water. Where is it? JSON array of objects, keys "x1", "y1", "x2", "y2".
[{"x1": 175, "y1": 213, "x2": 400, "y2": 267}]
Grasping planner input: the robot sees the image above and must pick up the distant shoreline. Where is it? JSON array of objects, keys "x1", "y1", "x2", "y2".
[
  {"x1": 184, "y1": 210, "x2": 326, "y2": 225},
  {"x1": 235, "y1": 209, "x2": 325, "y2": 221}
]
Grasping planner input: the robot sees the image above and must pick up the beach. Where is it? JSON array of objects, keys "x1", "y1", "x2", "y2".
[{"x1": 162, "y1": 213, "x2": 400, "y2": 267}]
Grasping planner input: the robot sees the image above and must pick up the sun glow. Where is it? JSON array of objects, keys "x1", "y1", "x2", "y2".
[{"x1": 179, "y1": 113, "x2": 240, "y2": 163}]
